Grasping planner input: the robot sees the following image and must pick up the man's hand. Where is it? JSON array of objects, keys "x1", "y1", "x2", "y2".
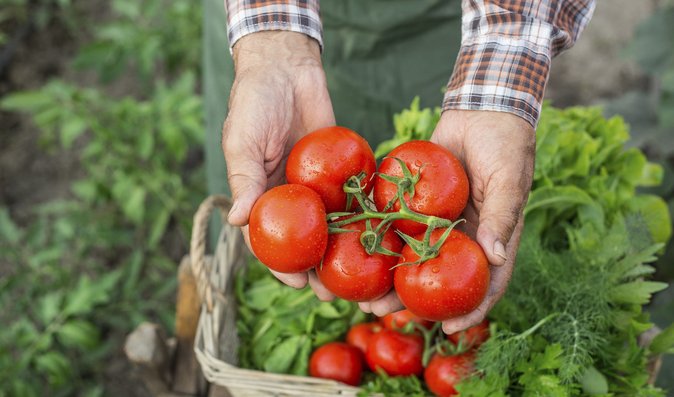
[
  {"x1": 431, "y1": 110, "x2": 534, "y2": 333},
  {"x1": 359, "y1": 110, "x2": 535, "y2": 334},
  {"x1": 222, "y1": 31, "x2": 336, "y2": 297}
]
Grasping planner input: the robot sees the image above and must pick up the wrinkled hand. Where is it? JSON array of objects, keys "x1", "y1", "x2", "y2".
[
  {"x1": 222, "y1": 31, "x2": 336, "y2": 297},
  {"x1": 359, "y1": 110, "x2": 535, "y2": 334}
]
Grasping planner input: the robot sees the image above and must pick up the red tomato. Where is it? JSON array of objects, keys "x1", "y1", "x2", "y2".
[
  {"x1": 249, "y1": 184, "x2": 328, "y2": 273},
  {"x1": 394, "y1": 229, "x2": 489, "y2": 321},
  {"x1": 373, "y1": 140, "x2": 469, "y2": 235},
  {"x1": 380, "y1": 309, "x2": 433, "y2": 331},
  {"x1": 346, "y1": 322, "x2": 382, "y2": 355},
  {"x1": 448, "y1": 319, "x2": 490, "y2": 349},
  {"x1": 316, "y1": 219, "x2": 402, "y2": 301},
  {"x1": 424, "y1": 353, "x2": 475, "y2": 397},
  {"x1": 309, "y1": 342, "x2": 363, "y2": 386},
  {"x1": 286, "y1": 126, "x2": 376, "y2": 213},
  {"x1": 365, "y1": 329, "x2": 423, "y2": 376}
]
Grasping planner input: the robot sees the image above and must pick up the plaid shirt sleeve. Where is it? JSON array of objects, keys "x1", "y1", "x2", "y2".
[
  {"x1": 224, "y1": 0, "x2": 323, "y2": 50},
  {"x1": 443, "y1": 0, "x2": 596, "y2": 126}
]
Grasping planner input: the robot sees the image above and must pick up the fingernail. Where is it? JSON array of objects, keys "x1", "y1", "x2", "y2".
[
  {"x1": 371, "y1": 303, "x2": 387, "y2": 317},
  {"x1": 442, "y1": 324, "x2": 458, "y2": 335},
  {"x1": 228, "y1": 201, "x2": 239, "y2": 221},
  {"x1": 494, "y1": 240, "x2": 507, "y2": 263}
]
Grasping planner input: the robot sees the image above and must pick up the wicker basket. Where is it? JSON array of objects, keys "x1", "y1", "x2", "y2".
[
  {"x1": 188, "y1": 195, "x2": 663, "y2": 396},
  {"x1": 189, "y1": 195, "x2": 361, "y2": 396}
]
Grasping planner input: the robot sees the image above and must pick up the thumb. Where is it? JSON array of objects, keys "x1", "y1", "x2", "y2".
[
  {"x1": 476, "y1": 178, "x2": 528, "y2": 266},
  {"x1": 223, "y1": 135, "x2": 267, "y2": 226}
]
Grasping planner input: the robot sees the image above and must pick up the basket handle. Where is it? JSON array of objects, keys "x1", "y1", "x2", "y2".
[{"x1": 190, "y1": 195, "x2": 233, "y2": 312}]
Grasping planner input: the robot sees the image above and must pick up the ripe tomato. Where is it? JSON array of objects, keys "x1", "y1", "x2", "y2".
[
  {"x1": 380, "y1": 309, "x2": 433, "y2": 331},
  {"x1": 286, "y1": 126, "x2": 376, "y2": 213},
  {"x1": 346, "y1": 322, "x2": 382, "y2": 354},
  {"x1": 394, "y1": 229, "x2": 489, "y2": 321},
  {"x1": 316, "y1": 219, "x2": 402, "y2": 301},
  {"x1": 373, "y1": 140, "x2": 469, "y2": 235},
  {"x1": 249, "y1": 184, "x2": 328, "y2": 273},
  {"x1": 424, "y1": 353, "x2": 475, "y2": 397},
  {"x1": 448, "y1": 319, "x2": 490, "y2": 349},
  {"x1": 309, "y1": 342, "x2": 363, "y2": 386},
  {"x1": 365, "y1": 329, "x2": 423, "y2": 376}
]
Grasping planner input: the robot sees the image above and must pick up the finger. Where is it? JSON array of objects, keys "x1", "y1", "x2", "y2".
[
  {"x1": 294, "y1": 70, "x2": 337, "y2": 132},
  {"x1": 476, "y1": 176, "x2": 529, "y2": 266},
  {"x1": 358, "y1": 302, "x2": 373, "y2": 314},
  {"x1": 308, "y1": 271, "x2": 335, "y2": 301},
  {"x1": 442, "y1": 306, "x2": 488, "y2": 335},
  {"x1": 443, "y1": 218, "x2": 523, "y2": 334},
  {"x1": 458, "y1": 201, "x2": 479, "y2": 239},
  {"x1": 222, "y1": 120, "x2": 268, "y2": 227},
  {"x1": 240, "y1": 225, "x2": 252, "y2": 252},
  {"x1": 269, "y1": 269, "x2": 308, "y2": 289},
  {"x1": 369, "y1": 291, "x2": 404, "y2": 317}
]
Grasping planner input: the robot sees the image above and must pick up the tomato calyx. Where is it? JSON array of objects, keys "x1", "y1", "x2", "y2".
[
  {"x1": 434, "y1": 336, "x2": 472, "y2": 358},
  {"x1": 419, "y1": 321, "x2": 443, "y2": 367},
  {"x1": 343, "y1": 171, "x2": 375, "y2": 211},
  {"x1": 359, "y1": 220, "x2": 401, "y2": 257},
  {"x1": 383, "y1": 316, "x2": 444, "y2": 368},
  {"x1": 325, "y1": 159, "x2": 465, "y2": 264},
  {"x1": 377, "y1": 157, "x2": 424, "y2": 208},
  {"x1": 393, "y1": 220, "x2": 464, "y2": 267}
]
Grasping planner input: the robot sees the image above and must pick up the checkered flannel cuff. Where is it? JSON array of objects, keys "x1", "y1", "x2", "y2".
[
  {"x1": 443, "y1": 38, "x2": 551, "y2": 127},
  {"x1": 226, "y1": 0, "x2": 323, "y2": 51}
]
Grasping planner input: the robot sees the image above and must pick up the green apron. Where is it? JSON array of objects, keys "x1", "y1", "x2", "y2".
[{"x1": 203, "y1": 0, "x2": 462, "y2": 238}]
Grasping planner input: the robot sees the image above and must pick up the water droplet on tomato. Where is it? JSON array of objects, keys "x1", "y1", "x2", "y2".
[{"x1": 432, "y1": 267, "x2": 440, "y2": 273}]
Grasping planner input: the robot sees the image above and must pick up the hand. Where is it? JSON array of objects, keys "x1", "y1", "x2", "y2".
[
  {"x1": 359, "y1": 110, "x2": 535, "y2": 333},
  {"x1": 222, "y1": 31, "x2": 336, "y2": 298}
]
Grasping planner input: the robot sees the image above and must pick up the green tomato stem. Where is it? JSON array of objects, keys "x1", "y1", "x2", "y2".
[{"x1": 326, "y1": 160, "x2": 462, "y2": 262}]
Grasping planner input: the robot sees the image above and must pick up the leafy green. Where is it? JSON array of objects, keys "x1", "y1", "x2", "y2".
[
  {"x1": 235, "y1": 259, "x2": 364, "y2": 375},
  {"x1": 580, "y1": 366, "x2": 609, "y2": 396},
  {"x1": 650, "y1": 323, "x2": 674, "y2": 355},
  {"x1": 374, "y1": 97, "x2": 440, "y2": 158},
  {"x1": 369, "y1": 101, "x2": 673, "y2": 396},
  {"x1": 359, "y1": 372, "x2": 429, "y2": 397}
]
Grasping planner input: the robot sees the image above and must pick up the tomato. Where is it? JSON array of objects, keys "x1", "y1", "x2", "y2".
[
  {"x1": 309, "y1": 342, "x2": 363, "y2": 386},
  {"x1": 394, "y1": 229, "x2": 489, "y2": 321},
  {"x1": 346, "y1": 322, "x2": 382, "y2": 355},
  {"x1": 249, "y1": 184, "x2": 328, "y2": 273},
  {"x1": 286, "y1": 126, "x2": 376, "y2": 213},
  {"x1": 380, "y1": 309, "x2": 433, "y2": 331},
  {"x1": 365, "y1": 329, "x2": 423, "y2": 376},
  {"x1": 424, "y1": 353, "x2": 475, "y2": 397},
  {"x1": 448, "y1": 319, "x2": 490, "y2": 349},
  {"x1": 316, "y1": 219, "x2": 402, "y2": 301},
  {"x1": 373, "y1": 140, "x2": 469, "y2": 235}
]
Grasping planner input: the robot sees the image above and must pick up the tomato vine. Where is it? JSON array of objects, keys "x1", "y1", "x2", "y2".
[{"x1": 326, "y1": 159, "x2": 464, "y2": 265}]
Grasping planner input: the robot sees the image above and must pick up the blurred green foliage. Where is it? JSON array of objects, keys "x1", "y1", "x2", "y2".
[
  {"x1": 0, "y1": 0, "x2": 76, "y2": 45},
  {"x1": 605, "y1": 2, "x2": 674, "y2": 277},
  {"x1": 74, "y1": 0, "x2": 201, "y2": 82},
  {"x1": 0, "y1": 0, "x2": 204, "y2": 395},
  {"x1": 603, "y1": 2, "x2": 674, "y2": 394}
]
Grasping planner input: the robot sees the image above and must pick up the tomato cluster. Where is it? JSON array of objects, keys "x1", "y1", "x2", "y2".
[
  {"x1": 308, "y1": 311, "x2": 491, "y2": 396},
  {"x1": 248, "y1": 126, "x2": 490, "y2": 322}
]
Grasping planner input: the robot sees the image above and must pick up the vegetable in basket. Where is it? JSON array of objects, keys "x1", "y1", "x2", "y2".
[{"x1": 235, "y1": 100, "x2": 674, "y2": 396}]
